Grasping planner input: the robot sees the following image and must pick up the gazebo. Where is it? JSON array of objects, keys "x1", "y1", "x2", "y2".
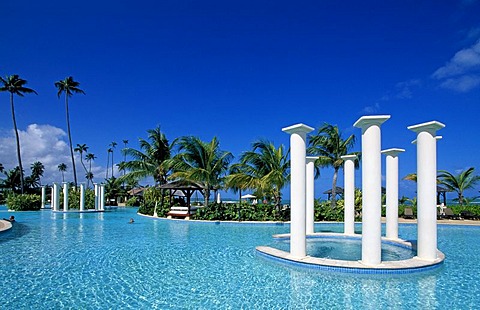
[
  {"x1": 157, "y1": 180, "x2": 206, "y2": 216},
  {"x1": 437, "y1": 185, "x2": 450, "y2": 205},
  {"x1": 323, "y1": 187, "x2": 344, "y2": 200}
]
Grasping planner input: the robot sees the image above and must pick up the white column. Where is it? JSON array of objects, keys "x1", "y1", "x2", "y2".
[
  {"x1": 41, "y1": 186, "x2": 46, "y2": 209},
  {"x1": 354, "y1": 115, "x2": 390, "y2": 266},
  {"x1": 94, "y1": 183, "x2": 99, "y2": 211},
  {"x1": 306, "y1": 156, "x2": 318, "y2": 235},
  {"x1": 408, "y1": 121, "x2": 445, "y2": 261},
  {"x1": 341, "y1": 155, "x2": 357, "y2": 235},
  {"x1": 79, "y1": 183, "x2": 85, "y2": 211},
  {"x1": 52, "y1": 183, "x2": 59, "y2": 211},
  {"x1": 51, "y1": 185, "x2": 55, "y2": 210},
  {"x1": 282, "y1": 123, "x2": 315, "y2": 258},
  {"x1": 381, "y1": 148, "x2": 405, "y2": 240},
  {"x1": 63, "y1": 182, "x2": 69, "y2": 212},
  {"x1": 100, "y1": 184, "x2": 105, "y2": 211}
]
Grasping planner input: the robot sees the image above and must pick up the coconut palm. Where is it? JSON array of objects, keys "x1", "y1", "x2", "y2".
[
  {"x1": 85, "y1": 153, "x2": 96, "y2": 188},
  {"x1": 109, "y1": 141, "x2": 117, "y2": 178},
  {"x1": 2, "y1": 167, "x2": 22, "y2": 192},
  {"x1": 105, "y1": 148, "x2": 112, "y2": 179},
  {"x1": 226, "y1": 140, "x2": 289, "y2": 208},
  {"x1": 29, "y1": 161, "x2": 45, "y2": 187},
  {"x1": 438, "y1": 167, "x2": 480, "y2": 205},
  {"x1": 55, "y1": 76, "x2": 85, "y2": 188},
  {"x1": 58, "y1": 163, "x2": 67, "y2": 182},
  {"x1": 308, "y1": 123, "x2": 358, "y2": 209},
  {"x1": 1, "y1": 75, "x2": 38, "y2": 193},
  {"x1": 74, "y1": 143, "x2": 89, "y2": 176},
  {"x1": 119, "y1": 126, "x2": 171, "y2": 185},
  {"x1": 167, "y1": 136, "x2": 232, "y2": 207},
  {"x1": 121, "y1": 140, "x2": 128, "y2": 176}
]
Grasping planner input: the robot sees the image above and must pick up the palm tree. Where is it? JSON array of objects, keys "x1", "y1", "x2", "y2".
[
  {"x1": 1, "y1": 75, "x2": 38, "y2": 193},
  {"x1": 74, "y1": 144, "x2": 89, "y2": 176},
  {"x1": 30, "y1": 161, "x2": 45, "y2": 186},
  {"x1": 308, "y1": 123, "x2": 358, "y2": 208},
  {"x1": 85, "y1": 153, "x2": 96, "y2": 188},
  {"x1": 55, "y1": 76, "x2": 85, "y2": 188},
  {"x1": 226, "y1": 140, "x2": 289, "y2": 208},
  {"x1": 167, "y1": 136, "x2": 233, "y2": 207},
  {"x1": 58, "y1": 163, "x2": 67, "y2": 182},
  {"x1": 106, "y1": 148, "x2": 112, "y2": 179},
  {"x1": 438, "y1": 167, "x2": 480, "y2": 205},
  {"x1": 122, "y1": 139, "x2": 128, "y2": 176},
  {"x1": 3, "y1": 167, "x2": 22, "y2": 193},
  {"x1": 109, "y1": 141, "x2": 117, "y2": 178},
  {"x1": 119, "y1": 126, "x2": 171, "y2": 185}
]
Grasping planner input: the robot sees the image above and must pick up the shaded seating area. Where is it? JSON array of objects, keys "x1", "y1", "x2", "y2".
[
  {"x1": 158, "y1": 181, "x2": 206, "y2": 219},
  {"x1": 442, "y1": 208, "x2": 460, "y2": 220},
  {"x1": 460, "y1": 210, "x2": 478, "y2": 220}
]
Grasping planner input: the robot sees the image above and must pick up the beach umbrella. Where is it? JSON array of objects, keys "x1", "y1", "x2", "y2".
[{"x1": 241, "y1": 194, "x2": 256, "y2": 199}]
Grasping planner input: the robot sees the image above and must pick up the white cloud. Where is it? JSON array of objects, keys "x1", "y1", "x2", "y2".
[
  {"x1": 0, "y1": 124, "x2": 106, "y2": 185},
  {"x1": 362, "y1": 102, "x2": 380, "y2": 114},
  {"x1": 439, "y1": 75, "x2": 480, "y2": 92},
  {"x1": 394, "y1": 79, "x2": 422, "y2": 99},
  {"x1": 432, "y1": 39, "x2": 480, "y2": 91}
]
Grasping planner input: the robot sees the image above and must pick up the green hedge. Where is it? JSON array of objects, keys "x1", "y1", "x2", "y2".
[
  {"x1": 194, "y1": 203, "x2": 290, "y2": 221},
  {"x1": 6, "y1": 194, "x2": 41, "y2": 211}
]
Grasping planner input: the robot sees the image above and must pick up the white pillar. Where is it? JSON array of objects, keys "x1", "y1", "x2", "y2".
[
  {"x1": 63, "y1": 182, "x2": 69, "y2": 212},
  {"x1": 381, "y1": 148, "x2": 405, "y2": 240},
  {"x1": 306, "y1": 156, "x2": 319, "y2": 235},
  {"x1": 41, "y1": 186, "x2": 46, "y2": 208},
  {"x1": 51, "y1": 185, "x2": 55, "y2": 210},
  {"x1": 52, "y1": 183, "x2": 59, "y2": 211},
  {"x1": 354, "y1": 115, "x2": 390, "y2": 266},
  {"x1": 408, "y1": 121, "x2": 445, "y2": 261},
  {"x1": 94, "y1": 183, "x2": 99, "y2": 211},
  {"x1": 100, "y1": 184, "x2": 105, "y2": 211},
  {"x1": 79, "y1": 183, "x2": 85, "y2": 211},
  {"x1": 282, "y1": 123, "x2": 315, "y2": 258},
  {"x1": 341, "y1": 155, "x2": 357, "y2": 235}
]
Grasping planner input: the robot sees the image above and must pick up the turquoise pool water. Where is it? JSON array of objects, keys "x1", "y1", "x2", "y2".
[{"x1": 1, "y1": 206, "x2": 479, "y2": 309}]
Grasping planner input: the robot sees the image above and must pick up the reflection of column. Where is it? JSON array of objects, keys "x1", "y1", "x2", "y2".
[
  {"x1": 53, "y1": 183, "x2": 60, "y2": 211},
  {"x1": 354, "y1": 115, "x2": 390, "y2": 265},
  {"x1": 63, "y1": 182, "x2": 69, "y2": 211},
  {"x1": 408, "y1": 121, "x2": 445, "y2": 260},
  {"x1": 100, "y1": 184, "x2": 105, "y2": 211},
  {"x1": 282, "y1": 123, "x2": 314, "y2": 258},
  {"x1": 341, "y1": 155, "x2": 357, "y2": 235},
  {"x1": 41, "y1": 186, "x2": 46, "y2": 209},
  {"x1": 417, "y1": 275, "x2": 438, "y2": 308},
  {"x1": 79, "y1": 183, "x2": 85, "y2": 211},
  {"x1": 382, "y1": 148, "x2": 405, "y2": 240},
  {"x1": 94, "y1": 183, "x2": 99, "y2": 211},
  {"x1": 306, "y1": 156, "x2": 318, "y2": 235}
]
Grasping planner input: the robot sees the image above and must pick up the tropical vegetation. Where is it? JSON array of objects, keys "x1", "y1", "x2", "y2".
[
  {"x1": 55, "y1": 76, "x2": 85, "y2": 188},
  {"x1": 308, "y1": 123, "x2": 358, "y2": 209},
  {"x1": 0, "y1": 74, "x2": 37, "y2": 193}
]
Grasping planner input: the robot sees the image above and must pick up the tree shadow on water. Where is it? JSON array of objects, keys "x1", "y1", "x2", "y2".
[{"x1": 0, "y1": 223, "x2": 31, "y2": 244}]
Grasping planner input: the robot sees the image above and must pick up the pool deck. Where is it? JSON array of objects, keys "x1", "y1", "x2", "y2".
[{"x1": 0, "y1": 220, "x2": 12, "y2": 232}]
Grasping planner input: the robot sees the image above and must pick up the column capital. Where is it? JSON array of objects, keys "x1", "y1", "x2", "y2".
[
  {"x1": 381, "y1": 148, "x2": 405, "y2": 156},
  {"x1": 341, "y1": 154, "x2": 357, "y2": 161},
  {"x1": 282, "y1": 123, "x2": 314, "y2": 135},
  {"x1": 306, "y1": 156, "x2": 319, "y2": 163},
  {"x1": 353, "y1": 115, "x2": 390, "y2": 129},
  {"x1": 407, "y1": 121, "x2": 445, "y2": 135}
]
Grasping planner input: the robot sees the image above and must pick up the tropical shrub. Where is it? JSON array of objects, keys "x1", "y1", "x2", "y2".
[
  {"x1": 125, "y1": 196, "x2": 141, "y2": 206},
  {"x1": 6, "y1": 194, "x2": 41, "y2": 211},
  {"x1": 194, "y1": 202, "x2": 290, "y2": 221},
  {"x1": 314, "y1": 199, "x2": 344, "y2": 222},
  {"x1": 138, "y1": 187, "x2": 169, "y2": 216},
  {"x1": 64, "y1": 188, "x2": 95, "y2": 210}
]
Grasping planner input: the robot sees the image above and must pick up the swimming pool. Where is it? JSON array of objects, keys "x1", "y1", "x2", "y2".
[{"x1": 1, "y1": 206, "x2": 479, "y2": 309}]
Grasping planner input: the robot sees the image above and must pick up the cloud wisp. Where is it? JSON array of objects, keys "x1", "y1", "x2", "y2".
[{"x1": 432, "y1": 39, "x2": 480, "y2": 92}]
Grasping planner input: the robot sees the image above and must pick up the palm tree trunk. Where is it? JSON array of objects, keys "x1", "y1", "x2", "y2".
[
  {"x1": 331, "y1": 167, "x2": 339, "y2": 208},
  {"x1": 11, "y1": 92, "x2": 24, "y2": 194},
  {"x1": 65, "y1": 95, "x2": 77, "y2": 188},
  {"x1": 111, "y1": 151, "x2": 114, "y2": 178},
  {"x1": 106, "y1": 151, "x2": 110, "y2": 179}
]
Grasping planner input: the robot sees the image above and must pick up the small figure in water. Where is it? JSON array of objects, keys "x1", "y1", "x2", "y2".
[
  {"x1": 129, "y1": 218, "x2": 135, "y2": 224},
  {"x1": 2, "y1": 215, "x2": 15, "y2": 222}
]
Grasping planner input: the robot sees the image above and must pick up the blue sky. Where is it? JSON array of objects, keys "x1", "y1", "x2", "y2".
[{"x1": 1, "y1": 0, "x2": 480, "y2": 200}]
